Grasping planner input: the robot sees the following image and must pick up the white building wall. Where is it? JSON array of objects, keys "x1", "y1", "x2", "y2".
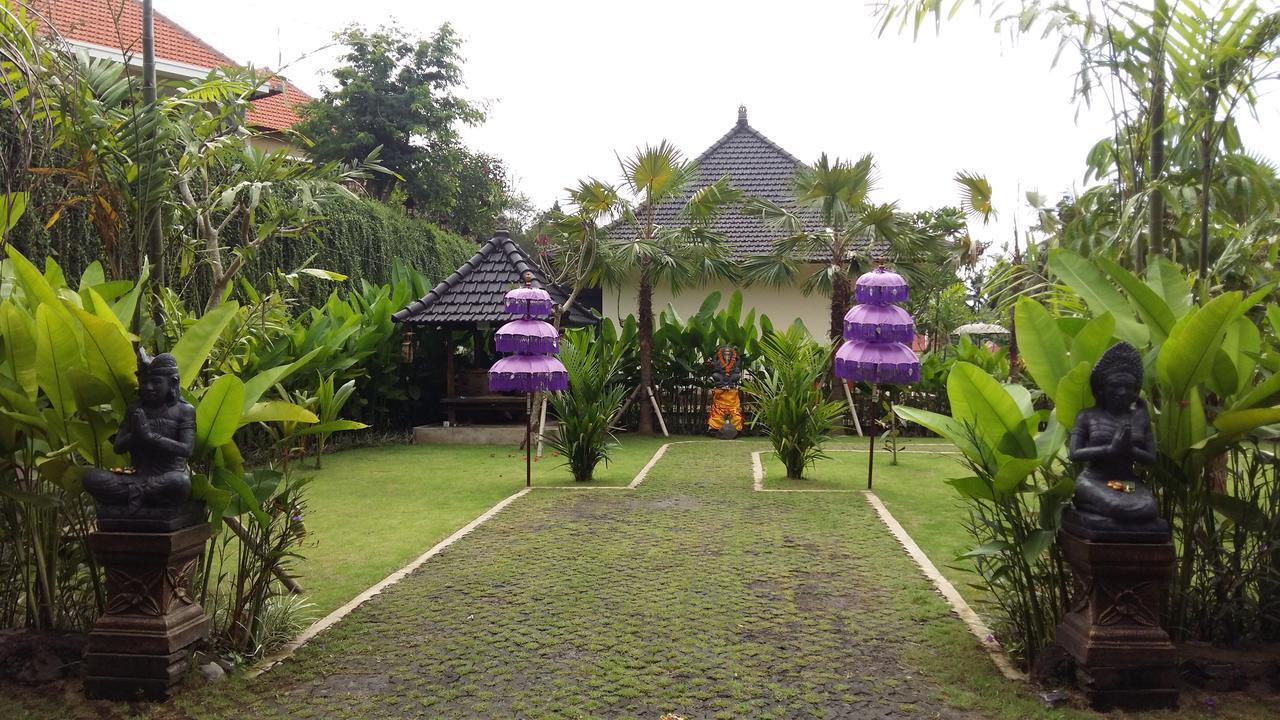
[{"x1": 601, "y1": 265, "x2": 830, "y2": 339}]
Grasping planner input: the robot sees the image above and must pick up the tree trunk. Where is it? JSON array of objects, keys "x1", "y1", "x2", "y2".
[
  {"x1": 829, "y1": 270, "x2": 850, "y2": 344},
  {"x1": 1147, "y1": 0, "x2": 1169, "y2": 264},
  {"x1": 1197, "y1": 107, "x2": 1216, "y2": 299},
  {"x1": 637, "y1": 268, "x2": 655, "y2": 435}
]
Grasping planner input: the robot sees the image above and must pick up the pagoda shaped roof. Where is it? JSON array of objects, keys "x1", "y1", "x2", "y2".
[{"x1": 393, "y1": 230, "x2": 596, "y2": 327}]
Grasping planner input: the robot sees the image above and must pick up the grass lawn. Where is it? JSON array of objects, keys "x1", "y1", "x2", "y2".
[{"x1": 286, "y1": 434, "x2": 678, "y2": 616}]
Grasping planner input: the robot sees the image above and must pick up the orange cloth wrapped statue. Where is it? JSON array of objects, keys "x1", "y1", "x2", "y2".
[{"x1": 707, "y1": 345, "x2": 744, "y2": 437}]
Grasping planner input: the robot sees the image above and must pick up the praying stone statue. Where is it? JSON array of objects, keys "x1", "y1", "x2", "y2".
[
  {"x1": 1064, "y1": 342, "x2": 1168, "y2": 540},
  {"x1": 707, "y1": 345, "x2": 745, "y2": 439},
  {"x1": 84, "y1": 350, "x2": 200, "y2": 531}
]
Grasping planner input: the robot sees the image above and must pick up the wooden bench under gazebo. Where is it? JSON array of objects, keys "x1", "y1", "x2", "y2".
[{"x1": 392, "y1": 229, "x2": 595, "y2": 443}]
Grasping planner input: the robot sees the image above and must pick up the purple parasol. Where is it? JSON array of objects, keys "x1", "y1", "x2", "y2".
[
  {"x1": 854, "y1": 266, "x2": 910, "y2": 305},
  {"x1": 488, "y1": 354, "x2": 568, "y2": 392},
  {"x1": 835, "y1": 263, "x2": 920, "y2": 490},
  {"x1": 834, "y1": 341, "x2": 921, "y2": 384},
  {"x1": 496, "y1": 318, "x2": 561, "y2": 355},
  {"x1": 489, "y1": 276, "x2": 567, "y2": 486},
  {"x1": 843, "y1": 303, "x2": 915, "y2": 344},
  {"x1": 503, "y1": 285, "x2": 555, "y2": 317}
]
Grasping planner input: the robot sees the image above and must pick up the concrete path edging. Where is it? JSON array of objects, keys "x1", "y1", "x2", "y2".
[
  {"x1": 249, "y1": 487, "x2": 533, "y2": 677},
  {"x1": 251, "y1": 440, "x2": 686, "y2": 675},
  {"x1": 750, "y1": 448, "x2": 1024, "y2": 681}
]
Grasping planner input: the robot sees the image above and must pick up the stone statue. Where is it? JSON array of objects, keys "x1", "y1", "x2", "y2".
[
  {"x1": 1064, "y1": 342, "x2": 1168, "y2": 539},
  {"x1": 84, "y1": 351, "x2": 199, "y2": 530},
  {"x1": 707, "y1": 345, "x2": 745, "y2": 438}
]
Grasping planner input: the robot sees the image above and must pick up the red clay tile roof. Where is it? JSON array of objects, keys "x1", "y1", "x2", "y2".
[{"x1": 30, "y1": 0, "x2": 309, "y2": 132}]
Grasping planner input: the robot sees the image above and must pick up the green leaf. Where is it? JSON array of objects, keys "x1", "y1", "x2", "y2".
[
  {"x1": 34, "y1": 303, "x2": 81, "y2": 416},
  {"x1": 1231, "y1": 370, "x2": 1280, "y2": 411},
  {"x1": 0, "y1": 301, "x2": 37, "y2": 399},
  {"x1": 67, "y1": 367, "x2": 115, "y2": 414},
  {"x1": 292, "y1": 419, "x2": 369, "y2": 436},
  {"x1": 1021, "y1": 529, "x2": 1056, "y2": 564},
  {"x1": 1157, "y1": 292, "x2": 1242, "y2": 400},
  {"x1": 1211, "y1": 407, "x2": 1280, "y2": 438},
  {"x1": 69, "y1": 304, "x2": 136, "y2": 403},
  {"x1": 1146, "y1": 257, "x2": 1192, "y2": 319},
  {"x1": 171, "y1": 301, "x2": 239, "y2": 390},
  {"x1": 214, "y1": 466, "x2": 270, "y2": 528},
  {"x1": 893, "y1": 405, "x2": 980, "y2": 460},
  {"x1": 1218, "y1": 316, "x2": 1260, "y2": 396},
  {"x1": 947, "y1": 476, "x2": 995, "y2": 501},
  {"x1": 239, "y1": 401, "x2": 319, "y2": 426},
  {"x1": 1047, "y1": 249, "x2": 1148, "y2": 345},
  {"x1": 960, "y1": 540, "x2": 1013, "y2": 559},
  {"x1": 993, "y1": 457, "x2": 1039, "y2": 495},
  {"x1": 1014, "y1": 297, "x2": 1069, "y2": 397},
  {"x1": 1055, "y1": 361, "x2": 1094, "y2": 428},
  {"x1": 195, "y1": 375, "x2": 245, "y2": 458},
  {"x1": 1068, "y1": 312, "x2": 1116, "y2": 367},
  {"x1": 7, "y1": 246, "x2": 66, "y2": 316},
  {"x1": 948, "y1": 362, "x2": 1036, "y2": 458},
  {"x1": 110, "y1": 263, "x2": 148, "y2": 328},
  {"x1": 0, "y1": 192, "x2": 27, "y2": 234},
  {"x1": 191, "y1": 473, "x2": 232, "y2": 534},
  {"x1": 1209, "y1": 493, "x2": 1266, "y2": 532},
  {"x1": 240, "y1": 347, "x2": 324, "y2": 411},
  {"x1": 1097, "y1": 256, "x2": 1175, "y2": 342}
]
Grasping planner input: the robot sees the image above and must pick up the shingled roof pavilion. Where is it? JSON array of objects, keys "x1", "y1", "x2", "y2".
[
  {"x1": 610, "y1": 105, "x2": 825, "y2": 257},
  {"x1": 393, "y1": 229, "x2": 595, "y2": 328},
  {"x1": 601, "y1": 106, "x2": 864, "y2": 335},
  {"x1": 394, "y1": 230, "x2": 593, "y2": 430}
]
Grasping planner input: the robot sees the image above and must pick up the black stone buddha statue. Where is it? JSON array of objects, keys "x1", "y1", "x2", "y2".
[
  {"x1": 85, "y1": 351, "x2": 202, "y2": 531},
  {"x1": 1063, "y1": 342, "x2": 1169, "y2": 541}
]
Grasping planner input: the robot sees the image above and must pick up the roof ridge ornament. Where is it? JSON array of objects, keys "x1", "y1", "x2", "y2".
[{"x1": 737, "y1": 105, "x2": 748, "y2": 127}]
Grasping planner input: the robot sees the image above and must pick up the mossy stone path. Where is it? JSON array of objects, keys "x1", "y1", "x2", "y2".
[{"x1": 187, "y1": 441, "x2": 983, "y2": 719}]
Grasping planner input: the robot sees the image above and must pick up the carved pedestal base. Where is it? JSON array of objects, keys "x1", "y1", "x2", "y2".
[
  {"x1": 1055, "y1": 528, "x2": 1178, "y2": 711},
  {"x1": 84, "y1": 523, "x2": 211, "y2": 700}
]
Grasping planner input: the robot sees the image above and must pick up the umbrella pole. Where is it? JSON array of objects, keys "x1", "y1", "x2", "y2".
[
  {"x1": 526, "y1": 392, "x2": 532, "y2": 488},
  {"x1": 867, "y1": 387, "x2": 877, "y2": 490}
]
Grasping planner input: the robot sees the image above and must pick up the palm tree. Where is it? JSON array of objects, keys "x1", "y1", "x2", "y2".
[
  {"x1": 741, "y1": 153, "x2": 903, "y2": 342},
  {"x1": 603, "y1": 141, "x2": 742, "y2": 435}
]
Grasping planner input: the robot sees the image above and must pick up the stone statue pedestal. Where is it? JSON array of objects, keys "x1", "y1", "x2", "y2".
[
  {"x1": 84, "y1": 522, "x2": 211, "y2": 700},
  {"x1": 1055, "y1": 525, "x2": 1179, "y2": 711}
]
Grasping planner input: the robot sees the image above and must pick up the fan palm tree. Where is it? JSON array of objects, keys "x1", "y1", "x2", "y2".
[
  {"x1": 602, "y1": 141, "x2": 742, "y2": 435},
  {"x1": 741, "y1": 153, "x2": 905, "y2": 342}
]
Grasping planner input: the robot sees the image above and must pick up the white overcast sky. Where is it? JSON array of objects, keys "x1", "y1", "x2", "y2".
[{"x1": 157, "y1": 0, "x2": 1279, "y2": 250}]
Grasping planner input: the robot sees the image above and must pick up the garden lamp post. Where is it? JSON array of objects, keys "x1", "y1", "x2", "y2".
[
  {"x1": 834, "y1": 265, "x2": 920, "y2": 489},
  {"x1": 489, "y1": 275, "x2": 568, "y2": 487}
]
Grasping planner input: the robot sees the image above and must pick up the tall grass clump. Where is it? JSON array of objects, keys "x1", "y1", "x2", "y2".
[{"x1": 746, "y1": 327, "x2": 844, "y2": 479}]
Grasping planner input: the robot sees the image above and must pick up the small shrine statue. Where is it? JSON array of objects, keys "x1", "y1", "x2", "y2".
[
  {"x1": 84, "y1": 351, "x2": 197, "y2": 525},
  {"x1": 707, "y1": 345, "x2": 745, "y2": 439},
  {"x1": 1065, "y1": 342, "x2": 1168, "y2": 538}
]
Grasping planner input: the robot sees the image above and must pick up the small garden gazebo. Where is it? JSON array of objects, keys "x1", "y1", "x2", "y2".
[{"x1": 393, "y1": 229, "x2": 596, "y2": 429}]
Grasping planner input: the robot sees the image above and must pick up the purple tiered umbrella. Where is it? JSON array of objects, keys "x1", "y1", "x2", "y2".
[
  {"x1": 489, "y1": 277, "x2": 567, "y2": 486},
  {"x1": 834, "y1": 265, "x2": 920, "y2": 489}
]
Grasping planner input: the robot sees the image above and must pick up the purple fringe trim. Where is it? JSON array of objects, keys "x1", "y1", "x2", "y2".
[
  {"x1": 843, "y1": 320, "x2": 915, "y2": 344},
  {"x1": 504, "y1": 297, "x2": 555, "y2": 317},
  {"x1": 854, "y1": 284, "x2": 910, "y2": 305},
  {"x1": 495, "y1": 335, "x2": 560, "y2": 354},
  {"x1": 834, "y1": 357, "x2": 921, "y2": 384},
  {"x1": 489, "y1": 372, "x2": 569, "y2": 393}
]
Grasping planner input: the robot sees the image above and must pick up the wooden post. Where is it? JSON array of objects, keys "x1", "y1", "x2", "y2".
[
  {"x1": 843, "y1": 381, "x2": 863, "y2": 436},
  {"x1": 646, "y1": 385, "x2": 669, "y2": 437},
  {"x1": 535, "y1": 392, "x2": 548, "y2": 458}
]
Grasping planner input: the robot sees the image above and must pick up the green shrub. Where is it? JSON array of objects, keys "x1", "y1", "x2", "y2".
[
  {"x1": 545, "y1": 330, "x2": 628, "y2": 483},
  {"x1": 745, "y1": 327, "x2": 845, "y2": 479}
]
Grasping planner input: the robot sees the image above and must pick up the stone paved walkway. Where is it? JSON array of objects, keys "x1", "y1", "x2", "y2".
[{"x1": 189, "y1": 441, "x2": 984, "y2": 719}]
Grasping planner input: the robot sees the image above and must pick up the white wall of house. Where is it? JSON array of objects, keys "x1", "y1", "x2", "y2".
[{"x1": 602, "y1": 264, "x2": 830, "y2": 338}]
